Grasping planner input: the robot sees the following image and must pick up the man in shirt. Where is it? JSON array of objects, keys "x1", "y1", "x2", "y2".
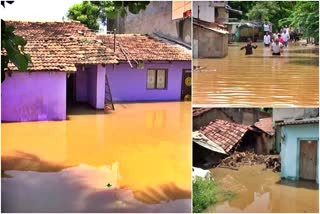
[
  {"x1": 281, "y1": 30, "x2": 290, "y2": 47},
  {"x1": 264, "y1": 32, "x2": 271, "y2": 47},
  {"x1": 271, "y1": 38, "x2": 283, "y2": 55},
  {"x1": 263, "y1": 22, "x2": 270, "y2": 35}
]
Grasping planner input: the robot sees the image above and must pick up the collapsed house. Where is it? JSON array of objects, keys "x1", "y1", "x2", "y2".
[
  {"x1": 192, "y1": 108, "x2": 271, "y2": 130},
  {"x1": 1, "y1": 20, "x2": 191, "y2": 122},
  {"x1": 193, "y1": 118, "x2": 275, "y2": 168},
  {"x1": 274, "y1": 108, "x2": 319, "y2": 183}
]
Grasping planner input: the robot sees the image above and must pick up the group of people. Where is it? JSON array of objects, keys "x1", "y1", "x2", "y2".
[{"x1": 241, "y1": 22, "x2": 291, "y2": 56}]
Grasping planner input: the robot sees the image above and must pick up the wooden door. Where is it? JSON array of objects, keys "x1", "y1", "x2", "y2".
[
  {"x1": 299, "y1": 140, "x2": 317, "y2": 180},
  {"x1": 181, "y1": 69, "x2": 191, "y2": 101}
]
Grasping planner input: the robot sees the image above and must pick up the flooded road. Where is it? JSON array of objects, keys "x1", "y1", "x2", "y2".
[
  {"x1": 193, "y1": 44, "x2": 319, "y2": 106},
  {"x1": 206, "y1": 165, "x2": 319, "y2": 213},
  {"x1": 1, "y1": 102, "x2": 191, "y2": 213}
]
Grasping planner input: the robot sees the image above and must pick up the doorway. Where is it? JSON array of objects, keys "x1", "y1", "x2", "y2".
[
  {"x1": 66, "y1": 73, "x2": 76, "y2": 106},
  {"x1": 299, "y1": 140, "x2": 317, "y2": 180},
  {"x1": 181, "y1": 69, "x2": 191, "y2": 101}
]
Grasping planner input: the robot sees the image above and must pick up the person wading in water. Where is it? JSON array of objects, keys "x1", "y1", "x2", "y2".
[
  {"x1": 271, "y1": 38, "x2": 283, "y2": 55},
  {"x1": 240, "y1": 38, "x2": 258, "y2": 55},
  {"x1": 264, "y1": 32, "x2": 271, "y2": 47}
]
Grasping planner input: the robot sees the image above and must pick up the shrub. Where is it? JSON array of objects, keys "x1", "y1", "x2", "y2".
[{"x1": 192, "y1": 177, "x2": 217, "y2": 213}]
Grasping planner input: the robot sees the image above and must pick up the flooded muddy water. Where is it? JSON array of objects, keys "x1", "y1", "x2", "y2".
[
  {"x1": 1, "y1": 102, "x2": 191, "y2": 213},
  {"x1": 206, "y1": 165, "x2": 319, "y2": 213},
  {"x1": 193, "y1": 44, "x2": 319, "y2": 106}
]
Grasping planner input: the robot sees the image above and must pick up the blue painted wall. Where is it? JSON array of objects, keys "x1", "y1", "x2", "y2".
[{"x1": 280, "y1": 123, "x2": 319, "y2": 183}]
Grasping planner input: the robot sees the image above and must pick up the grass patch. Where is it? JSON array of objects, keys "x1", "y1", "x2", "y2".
[
  {"x1": 193, "y1": 178, "x2": 236, "y2": 213},
  {"x1": 192, "y1": 178, "x2": 217, "y2": 213}
]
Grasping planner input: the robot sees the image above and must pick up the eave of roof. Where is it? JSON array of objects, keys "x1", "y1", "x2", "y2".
[
  {"x1": 275, "y1": 118, "x2": 319, "y2": 126},
  {"x1": 193, "y1": 131, "x2": 227, "y2": 154}
]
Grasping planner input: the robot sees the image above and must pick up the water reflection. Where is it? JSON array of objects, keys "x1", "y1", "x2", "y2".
[
  {"x1": 206, "y1": 165, "x2": 319, "y2": 213},
  {"x1": 193, "y1": 44, "x2": 319, "y2": 106},
  {"x1": 1, "y1": 102, "x2": 191, "y2": 212}
]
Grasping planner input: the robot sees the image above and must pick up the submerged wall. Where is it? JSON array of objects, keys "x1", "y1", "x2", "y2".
[
  {"x1": 107, "y1": 61, "x2": 191, "y2": 102},
  {"x1": 280, "y1": 123, "x2": 319, "y2": 183},
  {"x1": 1, "y1": 72, "x2": 66, "y2": 122},
  {"x1": 193, "y1": 26, "x2": 228, "y2": 58}
]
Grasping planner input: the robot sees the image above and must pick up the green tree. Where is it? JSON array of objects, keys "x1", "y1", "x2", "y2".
[
  {"x1": 229, "y1": 1, "x2": 296, "y2": 31},
  {"x1": 279, "y1": 1, "x2": 319, "y2": 41},
  {"x1": 1, "y1": 19, "x2": 31, "y2": 83},
  {"x1": 67, "y1": 1, "x2": 150, "y2": 30},
  {"x1": 228, "y1": 1, "x2": 255, "y2": 20}
]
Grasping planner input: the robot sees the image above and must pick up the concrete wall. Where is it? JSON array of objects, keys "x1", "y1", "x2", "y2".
[
  {"x1": 75, "y1": 65, "x2": 106, "y2": 109},
  {"x1": 255, "y1": 133, "x2": 275, "y2": 154},
  {"x1": 1, "y1": 72, "x2": 66, "y2": 122},
  {"x1": 193, "y1": 25, "x2": 228, "y2": 58},
  {"x1": 280, "y1": 123, "x2": 319, "y2": 183},
  {"x1": 116, "y1": 1, "x2": 191, "y2": 44},
  {"x1": 273, "y1": 108, "x2": 319, "y2": 122},
  {"x1": 107, "y1": 61, "x2": 191, "y2": 102},
  {"x1": 215, "y1": 7, "x2": 229, "y2": 24},
  {"x1": 193, "y1": 1, "x2": 215, "y2": 22}
]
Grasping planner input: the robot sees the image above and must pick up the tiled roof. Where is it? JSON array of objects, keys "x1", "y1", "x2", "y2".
[
  {"x1": 254, "y1": 117, "x2": 275, "y2": 136},
  {"x1": 96, "y1": 34, "x2": 191, "y2": 61},
  {"x1": 193, "y1": 108, "x2": 212, "y2": 117},
  {"x1": 5, "y1": 20, "x2": 95, "y2": 40},
  {"x1": 199, "y1": 119, "x2": 250, "y2": 153},
  {"x1": 193, "y1": 131, "x2": 227, "y2": 154},
  {"x1": 4, "y1": 20, "x2": 118, "y2": 72}
]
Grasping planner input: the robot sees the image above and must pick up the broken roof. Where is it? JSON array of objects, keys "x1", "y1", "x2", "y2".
[
  {"x1": 254, "y1": 117, "x2": 275, "y2": 136},
  {"x1": 96, "y1": 34, "x2": 191, "y2": 61},
  {"x1": 193, "y1": 131, "x2": 227, "y2": 154},
  {"x1": 4, "y1": 20, "x2": 117, "y2": 72},
  {"x1": 199, "y1": 119, "x2": 250, "y2": 153}
]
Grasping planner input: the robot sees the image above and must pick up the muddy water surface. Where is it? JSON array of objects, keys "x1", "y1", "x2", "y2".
[
  {"x1": 206, "y1": 165, "x2": 319, "y2": 213},
  {"x1": 193, "y1": 44, "x2": 319, "y2": 106},
  {"x1": 1, "y1": 102, "x2": 191, "y2": 213}
]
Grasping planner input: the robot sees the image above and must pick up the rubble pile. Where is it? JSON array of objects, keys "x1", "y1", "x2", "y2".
[{"x1": 217, "y1": 151, "x2": 281, "y2": 172}]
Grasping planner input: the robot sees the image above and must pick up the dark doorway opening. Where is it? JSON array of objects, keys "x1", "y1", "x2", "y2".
[{"x1": 181, "y1": 69, "x2": 191, "y2": 101}]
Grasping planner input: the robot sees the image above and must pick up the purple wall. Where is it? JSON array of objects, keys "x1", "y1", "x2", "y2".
[
  {"x1": 75, "y1": 67, "x2": 88, "y2": 102},
  {"x1": 96, "y1": 65, "x2": 106, "y2": 108},
  {"x1": 87, "y1": 65, "x2": 98, "y2": 108},
  {"x1": 1, "y1": 72, "x2": 66, "y2": 122},
  {"x1": 106, "y1": 61, "x2": 191, "y2": 102},
  {"x1": 75, "y1": 65, "x2": 105, "y2": 109}
]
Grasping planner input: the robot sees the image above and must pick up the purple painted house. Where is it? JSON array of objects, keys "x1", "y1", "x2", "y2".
[{"x1": 1, "y1": 21, "x2": 191, "y2": 122}]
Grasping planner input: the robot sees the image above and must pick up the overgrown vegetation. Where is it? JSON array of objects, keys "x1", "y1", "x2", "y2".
[
  {"x1": 67, "y1": 1, "x2": 150, "y2": 30},
  {"x1": 228, "y1": 1, "x2": 319, "y2": 40},
  {"x1": 193, "y1": 178, "x2": 235, "y2": 213},
  {"x1": 279, "y1": 1, "x2": 319, "y2": 42}
]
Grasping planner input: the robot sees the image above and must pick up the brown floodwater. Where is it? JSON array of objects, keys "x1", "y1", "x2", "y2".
[
  {"x1": 206, "y1": 165, "x2": 319, "y2": 213},
  {"x1": 1, "y1": 102, "x2": 191, "y2": 213},
  {"x1": 193, "y1": 43, "x2": 319, "y2": 106}
]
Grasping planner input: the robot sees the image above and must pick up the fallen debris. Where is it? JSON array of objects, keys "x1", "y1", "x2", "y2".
[{"x1": 217, "y1": 151, "x2": 281, "y2": 172}]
